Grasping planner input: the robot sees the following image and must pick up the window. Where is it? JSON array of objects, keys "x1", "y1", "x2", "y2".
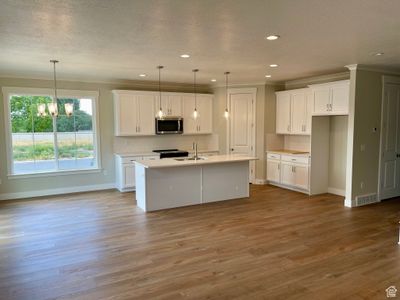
[{"x1": 3, "y1": 88, "x2": 100, "y2": 176}]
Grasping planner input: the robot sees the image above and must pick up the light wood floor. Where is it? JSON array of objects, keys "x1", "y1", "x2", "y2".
[{"x1": 0, "y1": 185, "x2": 399, "y2": 300}]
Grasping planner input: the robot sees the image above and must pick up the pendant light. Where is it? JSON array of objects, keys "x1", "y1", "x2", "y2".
[
  {"x1": 157, "y1": 65, "x2": 164, "y2": 119},
  {"x1": 38, "y1": 60, "x2": 74, "y2": 118},
  {"x1": 192, "y1": 69, "x2": 199, "y2": 119},
  {"x1": 224, "y1": 71, "x2": 230, "y2": 119},
  {"x1": 48, "y1": 59, "x2": 59, "y2": 117}
]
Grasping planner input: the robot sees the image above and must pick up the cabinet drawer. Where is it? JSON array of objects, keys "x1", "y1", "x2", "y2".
[
  {"x1": 121, "y1": 156, "x2": 142, "y2": 164},
  {"x1": 281, "y1": 155, "x2": 309, "y2": 164},
  {"x1": 267, "y1": 153, "x2": 281, "y2": 160}
]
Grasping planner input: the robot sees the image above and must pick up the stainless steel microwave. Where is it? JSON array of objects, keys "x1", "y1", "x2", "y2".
[{"x1": 155, "y1": 117, "x2": 183, "y2": 134}]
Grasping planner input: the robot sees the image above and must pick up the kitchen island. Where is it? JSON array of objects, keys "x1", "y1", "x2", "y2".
[{"x1": 134, "y1": 155, "x2": 257, "y2": 212}]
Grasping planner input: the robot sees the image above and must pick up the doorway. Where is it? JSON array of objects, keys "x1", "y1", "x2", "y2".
[
  {"x1": 227, "y1": 88, "x2": 256, "y2": 183},
  {"x1": 379, "y1": 76, "x2": 400, "y2": 200}
]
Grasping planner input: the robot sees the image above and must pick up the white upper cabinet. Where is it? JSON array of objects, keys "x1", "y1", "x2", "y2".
[
  {"x1": 276, "y1": 88, "x2": 311, "y2": 135},
  {"x1": 310, "y1": 80, "x2": 350, "y2": 115},
  {"x1": 182, "y1": 94, "x2": 213, "y2": 134},
  {"x1": 160, "y1": 95, "x2": 182, "y2": 116},
  {"x1": 276, "y1": 92, "x2": 291, "y2": 134},
  {"x1": 113, "y1": 90, "x2": 155, "y2": 136}
]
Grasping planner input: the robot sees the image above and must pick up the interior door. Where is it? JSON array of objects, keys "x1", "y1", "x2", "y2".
[
  {"x1": 380, "y1": 82, "x2": 400, "y2": 200},
  {"x1": 229, "y1": 91, "x2": 255, "y2": 182},
  {"x1": 276, "y1": 93, "x2": 291, "y2": 134},
  {"x1": 291, "y1": 92, "x2": 307, "y2": 134},
  {"x1": 137, "y1": 94, "x2": 155, "y2": 135}
]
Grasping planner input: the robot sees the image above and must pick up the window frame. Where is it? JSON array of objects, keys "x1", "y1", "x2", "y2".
[{"x1": 2, "y1": 87, "x2": 101, "y2": 178}]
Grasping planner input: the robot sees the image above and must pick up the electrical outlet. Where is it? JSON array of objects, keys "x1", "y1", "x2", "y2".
[
  {"x1": 360, "y1": 144, "x2": 366, "y2": 152},
  {"x1": 103, "y1": 170, "x2": 108, "y2": 176},
  {"x1": 360, "y1": 182, "x2": 364, "y2": 189}
]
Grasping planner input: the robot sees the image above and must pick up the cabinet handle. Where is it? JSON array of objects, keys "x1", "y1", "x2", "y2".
[
  {"x1": 326, "y1": 103, "x2": 329, "y2": 111},
  {"x1": 278, "y1": 164, "x2": 280, "y2": 170},
  {"x1": 330, "y1": 103, "x2": 333, "y2": 111},
  {"x1": 287, "y1": 125, "x2": 290, "y2": 132},
  {"x1": 293, "y1": 166, "x2": 296, "y2": 173},
  {"x1": 136, "y1": 125, "x2": 138, "y2": 132}
]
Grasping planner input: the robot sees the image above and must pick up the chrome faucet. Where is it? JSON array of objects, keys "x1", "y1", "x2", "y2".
[{"x1": 193, "y1": 142, "x2": 198, "y2": 160}]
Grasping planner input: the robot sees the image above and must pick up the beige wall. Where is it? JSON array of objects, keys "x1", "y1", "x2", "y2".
[
  {"x1": 347, "y1": 69, "x2": 383, "y2": 201},
  {"x1": 328, "y1": 116, "x2": 348, "y2": 191},
  {"x1": 0, "y1": 76, "x2": 212, "y2": 198}
]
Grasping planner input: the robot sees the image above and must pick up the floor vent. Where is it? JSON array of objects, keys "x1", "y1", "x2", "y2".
[{"x1": 355, "y1": 193, "x2": 378, "y2": 206}]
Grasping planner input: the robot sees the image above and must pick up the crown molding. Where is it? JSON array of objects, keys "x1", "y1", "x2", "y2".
[
  {"x1": 284, "y1": 71, "x2": 350, "y2": 89},
  {"x1": 345, "y1": 64, "x2": 400, "y2": 75},
  {"x1": 211, "y1": 81, "x2": 275, "y2": 88}
]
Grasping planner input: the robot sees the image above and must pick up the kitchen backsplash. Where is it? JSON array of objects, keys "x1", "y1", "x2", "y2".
[
  {"x1": 284, "y1": 135, "x2": 311, "y2": 152},
  {"x1": 114, "y1": 134, "x2": 219, "y2": 154}
]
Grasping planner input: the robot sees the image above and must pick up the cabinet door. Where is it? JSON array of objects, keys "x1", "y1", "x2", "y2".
[
  {"x1": 123, "y1": 164, "x2": 136, "y2": 188},
  {"x1": 197, "y1": 95, "x2": 212, "y2": 133},
  {"x1": 281, "y1": 162, "x2": 295, "y2": 186},
  {"x1": 305, "y1": 91, "x2": 313, "y2": 134},
  {"x1": 267, "y1": 160, "x2": 281, "y2": 183},
  {"x1": 137, "y1": 95, "x2": 155, "y2": 135},
  {"x1": 293, "y1": 164, "x2": 309, "y2": 190},
  {"x1": 276, "y1": 92, "x2": 291, "y2": 134},
  {"x1": 168, "y1": 95, "x2": 183, "y2": 116},
  {"x1": 330, "y1": 82, "x2": 349, "y2": 115},
  {"x1": 291, "y1": 92, "x2": 307, "y2": 134},
  {"x1": 182, "y1": 95, "x2": 198, "y2": 134},
  {"x1": 114, "y1": 94, "x2": 138, "y2": 136},
  {"x1": 313, "y1": 88, "x2": 330, "y2": 115}
]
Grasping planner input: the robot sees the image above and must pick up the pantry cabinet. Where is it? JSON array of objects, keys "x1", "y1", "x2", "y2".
[
  {"x1": 310, "y1": 80, "x2": 350, "y2": 115},
  {"x1": 276, "y1": 88, "x2": 312, "y2": 135}
]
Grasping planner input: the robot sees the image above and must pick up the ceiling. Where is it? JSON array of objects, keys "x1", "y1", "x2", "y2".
[{"x1": 0, "y1": 0, "x2": 399, "y2": 85}]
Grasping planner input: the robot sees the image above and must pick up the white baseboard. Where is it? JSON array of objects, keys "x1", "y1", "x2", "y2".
[
  {"x1": 0, "y1": 183, "x2": 116, "y2": 201},
  {"x1": 344, "y1": 198, "x2": 353, "y2": 207},
  {"x1": 254, "y1": 179, "x2": 267, "y2": 185},
  {"x1": 327, "y1": 187, "x2": 346, "y2": 197}
]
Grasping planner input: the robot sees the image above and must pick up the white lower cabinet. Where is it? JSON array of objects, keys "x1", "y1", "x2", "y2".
[
  {"x1": 267, "y1": 152, "x2": 310, "y2": 193},
  {"x1": 115, "y1": 154, "x2": 159, "y2": 192},
  {"x1": 267, "y1": 159, "x2": 280, "y2": 183}
]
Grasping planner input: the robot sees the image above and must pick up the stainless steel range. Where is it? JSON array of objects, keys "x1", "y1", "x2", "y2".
[{"x1": 152, "y1": 149, "x2": 189, "y2": 159}]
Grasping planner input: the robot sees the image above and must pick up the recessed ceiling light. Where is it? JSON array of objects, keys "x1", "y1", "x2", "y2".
[
  {"x1": 265, "y1": 75, "x2": 272, "y2": 78},
  {"x1": 139, "y1": 74, "x2": 146, "y2": 77},
  {"x1": 374, "y1": 52, "x2": 384, "y2": 56},
  {"x1": 269, "y1": 64, "x2": 278, "y2": 68},
  {"x1": 266, "y1": 35, "x2": 280, "y2": 40},
  {"x1": 211, "y1": 79, "x2": 217, "y2": 82},
  {"x1": 180, "y1": 54, "x2": 190, "y2": 58}
]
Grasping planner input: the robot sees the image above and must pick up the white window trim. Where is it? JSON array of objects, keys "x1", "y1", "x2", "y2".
[{"x1": 2, "y1": 87, "x2": 101, "y2": 177}]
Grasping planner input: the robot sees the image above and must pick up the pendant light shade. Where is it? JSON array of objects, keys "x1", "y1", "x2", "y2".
[
  {"x1": 224, "y1": 71, "x2": 230, "y2": 119},
  {"x1": 37, "y1": 103, "x2": 47, "y2": 117},
  {"x1": 157, "y1": 66, "x2": 164, "y2": 118},
  {"x1": 192, "y1": 69, "x2": 199, "y2": 119},
  {"x1": 65, "y1": 102, "x2": 74, "y2": 117}
]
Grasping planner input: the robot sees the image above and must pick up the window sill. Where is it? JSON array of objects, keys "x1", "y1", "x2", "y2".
[{"x1": 8, "y1": 168, "x2": 103, "y2": 179}]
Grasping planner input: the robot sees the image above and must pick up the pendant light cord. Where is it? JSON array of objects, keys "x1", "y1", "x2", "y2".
[
  {"x1": 193, "y1": 69, "x2": 198, "y2": 110},
  {"x1": 157, "y1": 66, "x2": 163, "y2": 111},
  {"x1": 224, "y1": 71, "x2": 230, "y2": 110},
  {"x1": 51, "y1": 60, "x2": 59, "y2": 103}
]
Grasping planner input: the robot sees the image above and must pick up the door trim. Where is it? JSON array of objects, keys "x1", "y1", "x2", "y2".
[
  {"x1": 226, "y1": 88, "x2": 257, "y2": 183},
  {"x1": 378, "y1": 75, "x2": 400, "y2": 200}
]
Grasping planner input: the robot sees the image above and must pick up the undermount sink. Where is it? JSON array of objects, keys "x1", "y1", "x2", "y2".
[{"x1": 174, "y1": 157, "x2": 207, "y2": 161}]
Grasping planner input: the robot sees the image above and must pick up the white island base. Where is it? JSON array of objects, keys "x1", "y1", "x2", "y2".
[{"x1": 135, "y1": 155, "x2": 256, "y2": 212}]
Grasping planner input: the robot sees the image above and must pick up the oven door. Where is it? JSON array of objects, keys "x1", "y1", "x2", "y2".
[{"x1": 156, "y1": 118, "x2": 183, "y2": 134}]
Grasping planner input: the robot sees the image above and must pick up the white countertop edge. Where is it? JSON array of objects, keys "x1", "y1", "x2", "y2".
[
  {"x1": 266, "y1": 150, "x2": 310, "y2": 156},
  {"x1": 135, "y1": 155, "x2": 257, "y2": 169}
]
